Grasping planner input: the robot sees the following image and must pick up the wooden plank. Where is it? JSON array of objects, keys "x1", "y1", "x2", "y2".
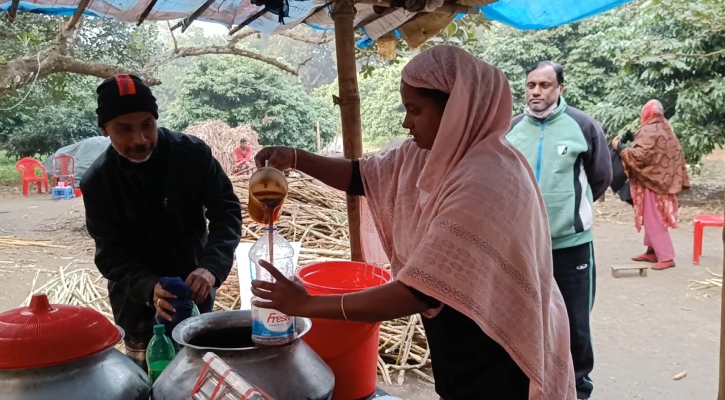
[
  {"x1": 332, "y1": 0, "x2": 363, "y2": 262},
  {"x1": 610, "y1": 264, "x2": 648, "y2": 278}
]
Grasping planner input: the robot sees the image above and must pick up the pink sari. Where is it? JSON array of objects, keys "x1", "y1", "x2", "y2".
[{"x1": 358, "y1": 46, "x2": 575, "y2": 400}]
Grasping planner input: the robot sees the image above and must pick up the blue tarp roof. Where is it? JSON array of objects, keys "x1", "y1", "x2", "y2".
[{"x1": 0, "y1": 0, "x2": 632, "y2": 38}]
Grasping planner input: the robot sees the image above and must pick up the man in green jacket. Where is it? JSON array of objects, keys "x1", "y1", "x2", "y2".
[{"x1": 507, "y1": 61, "x2": 612, "y2": 400}]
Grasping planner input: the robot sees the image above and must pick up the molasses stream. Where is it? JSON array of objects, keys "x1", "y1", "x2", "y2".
[{"x1": 248, "y1": 163, "x2": 297, "y2": 346}]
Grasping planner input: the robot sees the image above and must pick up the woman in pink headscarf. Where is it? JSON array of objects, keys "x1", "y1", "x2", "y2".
[
  {"x1": 612, "y1": 100, "x2": 690, "y2": 270},
  {"x1": 252, "y1": 46, "x2": 575, "y2": 400}
]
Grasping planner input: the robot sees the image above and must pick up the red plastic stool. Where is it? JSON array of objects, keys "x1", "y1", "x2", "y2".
[{"x1": 693, "y1": 214, "x2": 724, "y2": 265}]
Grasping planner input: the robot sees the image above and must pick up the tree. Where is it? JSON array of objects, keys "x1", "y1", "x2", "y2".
[
  {"x1": 469, "y1": 0, "x2": 724, "y2": 163},
  {"x1": 0, "y1": 15, "x2": 162, "y2": 157},
  {"x1": 588, "y1": 0, "x2": 725, "y2": 163},
  {"x1": 316, "y1": 61, "x2": 408, "y2": 149},
  {"x1": 0, "y1": 13, "x2": 331, "y2": 97},
  {"x1": 163, "y1": 55, "x2": 337, "y2": 151}
]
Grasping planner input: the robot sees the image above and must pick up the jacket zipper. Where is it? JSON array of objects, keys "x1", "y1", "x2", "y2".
[{"x1": 535, "y1": 121, "x2": 547, "y2": 182}]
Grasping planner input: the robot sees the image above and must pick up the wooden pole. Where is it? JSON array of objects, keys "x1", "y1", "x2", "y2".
[
  {"x1": 332, "y1": 0, "x2": 363, "y2": 262},
  {"x1": 316, "y1": 121, "x2": 321, "y2": 154},
  {"x1": 719, "y1": 210, "x2": 725, "y2": 400}
]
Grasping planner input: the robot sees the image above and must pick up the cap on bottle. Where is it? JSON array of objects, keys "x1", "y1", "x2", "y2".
[{"x1": 153, "y1": 324, "x2": 166, "y2": 336}]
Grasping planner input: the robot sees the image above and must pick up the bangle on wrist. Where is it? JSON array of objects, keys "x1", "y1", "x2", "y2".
[{"x1": 341, "y1": 294, "x2": 349, "y2": 321}]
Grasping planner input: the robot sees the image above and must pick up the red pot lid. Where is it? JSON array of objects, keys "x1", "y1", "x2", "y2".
[{"x1": 0, "y1": 294, "x2": 122, "y2": 369}]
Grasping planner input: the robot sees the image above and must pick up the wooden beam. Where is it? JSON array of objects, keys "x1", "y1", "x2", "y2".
[
  {"x1": 137, "y1": 0, "x2": 160, "y2": 26},
  {"x1": 7, "y1": 0, "x2": 20, "y2": 22},
  {"x1": 170, "y1": 0, "x2": 216, "y2": 32},
  {"x1": 719, "y1": 215, "x2": 725, "y2": 400},
  {"x1": 228, "y1": 7, "x2": 268, "y2": 36},
  {"x1": 64, "y1": 0, "x2": 91, "y2": 30},
  {"x1": 357, "y1": 0, "x2": 478, "y2": 14},
  {"x1": 332, "y1": 0, "x2": 363, "y2": 262}
]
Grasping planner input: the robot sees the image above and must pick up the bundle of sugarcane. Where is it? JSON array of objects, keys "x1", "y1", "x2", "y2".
[
  {"x1": 689, "y1": 268, "x2": 723, "y2": 290},
  {"x1": 0, "y1": 235, "x2": 68, "y2": 249},
  {"x1": 378, "y1": 315, "x2": 433, "y2": 385},
  {"x1": 20, "y1": 264, "x2": 113, "y2": 320},
  {"x1": 186, "y1": 120, "x2": 260, "y2": 175},
  {"x1": 230, "y1": 176, "x2": 351, "y2": 265}
]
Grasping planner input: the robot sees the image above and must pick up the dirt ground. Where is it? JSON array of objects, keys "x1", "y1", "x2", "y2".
[{"x1": 1, "y1": 153, "x2": 724, "y2": 399}]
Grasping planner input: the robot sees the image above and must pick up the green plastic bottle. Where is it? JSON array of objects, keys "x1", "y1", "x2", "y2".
[{"x1": 146, "y1": 324, "x2": 176, "y2": 383}]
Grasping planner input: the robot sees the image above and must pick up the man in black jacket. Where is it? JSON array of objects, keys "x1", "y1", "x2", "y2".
[{"x1": 81, "y1": 74, "x2": 242, "y2": 369}]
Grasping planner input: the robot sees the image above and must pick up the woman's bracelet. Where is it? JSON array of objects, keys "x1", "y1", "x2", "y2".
[{"x1": 341, "y1": 294, "x2": 349, "y2": 321}]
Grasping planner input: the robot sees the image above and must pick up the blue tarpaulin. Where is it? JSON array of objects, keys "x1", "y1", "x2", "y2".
[{"x1": 0, "y1": 0, "x2": 632, "y2": 37}]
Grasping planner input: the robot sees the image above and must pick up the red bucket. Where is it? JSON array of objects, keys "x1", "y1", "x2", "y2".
[{"x1": 298, "y1": 261, "x2": 391, "y2": 400}]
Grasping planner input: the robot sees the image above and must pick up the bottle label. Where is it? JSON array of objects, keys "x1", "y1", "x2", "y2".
[{"x1": 252, "y1": 307, "x2": 294, "y2": 338}]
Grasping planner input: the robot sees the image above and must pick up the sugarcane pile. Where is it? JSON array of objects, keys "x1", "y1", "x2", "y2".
[
  {"x1": 0, "y1": 235, "x2": 68, "y2": 249},
  {"x1": 689, "y1": 268, "x2": 723, "y2": 290},
  {"x1": 214, "y1": 266, "x2": 241, "y2": 311},
  {"x1": 186, "y1": 120, "x2": 260, "y2": 175},
  {"x1": 21, "y1": 264, "x2": 113, "y2": 320},
  {"x1": 230, "y1": 175, "x2": 351, "y2": 265},
  {"x1": 378, "y1": 316, "x2": 433, "y2": 385}
]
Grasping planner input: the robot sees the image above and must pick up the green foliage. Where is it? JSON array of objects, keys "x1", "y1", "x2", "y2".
[
  {"x1": 316, "y1": 61, "x2": 408, "y2": 149},
  {"x1": 0, "y1": 14, "x2": 161, "y2": 157},
  {"x1": 470, "y1": 0, "x2": 724, "y2": 163},
  {"x1": 589, "y1": 0, "x2": 725, "y2": 163},
  {"x1": 0, "y1": 151, "x2": 20, "y2": 184},
  {"x1": 163, "y1": 55, "x2": 337, "y2": 151}
]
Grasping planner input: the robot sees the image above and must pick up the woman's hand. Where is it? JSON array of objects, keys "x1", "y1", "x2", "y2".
[
  {"x1": 251, "y1": 260, "x2": 311, "y2": 317},
  {"x1": 254, "y1": 147, "x2": 296, "y2": 170},
  {"x1": 611, "y1": 136, "x2": 621, "y2": 150}
]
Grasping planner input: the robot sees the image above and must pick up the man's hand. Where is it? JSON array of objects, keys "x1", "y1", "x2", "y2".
[
  {"x1": 153, "y1": 283, "x2": 177, "y2": 322},
  {"x1": 186, "y1": 268, "x2": 216, "y2": 304}
]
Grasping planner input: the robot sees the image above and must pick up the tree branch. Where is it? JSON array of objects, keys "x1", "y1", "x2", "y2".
[
  {"x1": 0, "y1": 49, "x2": 158, "y2": 97},
  {"x1": 678, "y1": 48, "x2": 725, "y2": 58},
  {"x1": 144, "y1": 45, "x2": 298, "y2": 75},
  {"x1": 1, "y1": 21, "x2": 331, "y2": 96},
  {"x1": 278, "y1": 30, "x2": 332, "y2": 45}
]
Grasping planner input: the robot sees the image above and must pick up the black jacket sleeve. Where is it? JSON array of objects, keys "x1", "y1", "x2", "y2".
[
  {"x1": 199, "y1": 145, "x2": 243, "y2": 287},
  {"x1": 81, "y1": 180, "x2": 158, "y2": 307},
  {"x1": 582, "y1": 118, "x2": 612, "y2": 201}
]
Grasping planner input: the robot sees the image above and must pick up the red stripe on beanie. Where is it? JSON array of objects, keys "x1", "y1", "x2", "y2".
[{"x1": 114, "y1": 74, "x2": 137, "y2": 97}]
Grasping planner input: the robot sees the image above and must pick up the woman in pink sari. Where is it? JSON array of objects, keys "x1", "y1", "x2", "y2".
[
  {"x1": 252, "y1": 46, "x2": 575, "y2": 400},
  {"x1": 612, "y1": 100, "x2": 690, "y2": 270}
]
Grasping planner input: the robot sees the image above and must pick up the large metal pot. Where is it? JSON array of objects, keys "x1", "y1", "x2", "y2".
[
  {"x1": 153, "y1": 310, "x2": 334, "y2": 400},
  {"x1": 0, "y1": 294, "x2": 150, "y2": 400},
  {"x1": 0, "y1": 348, "x2": 151, "y2": 399}
]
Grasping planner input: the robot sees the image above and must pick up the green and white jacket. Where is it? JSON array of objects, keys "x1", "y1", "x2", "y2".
[{"x1": 507, "y1": 98, "x2": 612, "y2": 250}]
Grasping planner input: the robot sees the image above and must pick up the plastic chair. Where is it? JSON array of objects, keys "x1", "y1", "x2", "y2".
[
  {"x1": 52, "y1": 155, "x2": 76, "y2": 188},
  {"x1": 693, "y1": 214, "x2": 725, "y2": 265},
  {"x1": 15, "y1": 157, "x2": 50, "y2": 197}
]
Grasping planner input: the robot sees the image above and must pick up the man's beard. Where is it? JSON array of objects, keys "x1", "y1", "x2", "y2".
[{"x1": 115, "y1": 143, "x2": 156, "y2": 163}]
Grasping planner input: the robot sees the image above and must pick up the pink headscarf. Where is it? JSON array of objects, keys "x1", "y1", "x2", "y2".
[
  {"x1": 640, "y1": 99, "x2": 664, "y2": 124},
  {"x1": 359, "y1": 46, "x2": 576, "y2": 400}
]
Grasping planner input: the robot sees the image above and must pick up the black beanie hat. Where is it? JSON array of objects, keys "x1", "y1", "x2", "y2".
[{"x1": 96, "y1": 74, "x2": 159, "y2": 127}]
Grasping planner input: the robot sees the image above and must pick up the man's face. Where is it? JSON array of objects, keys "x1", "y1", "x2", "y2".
[
  {"x1": 101, "y1": 112, "x2": 158, "y2": 163},
  {"x1": 525, "y1": 66, "x2": 564, "y2": 112}
]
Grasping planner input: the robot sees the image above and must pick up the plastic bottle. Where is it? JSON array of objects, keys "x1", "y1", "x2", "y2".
[
  {"x1": 248, "y1": 226, "x2": 296, "y2": 346},
  {"x1": 146, "y1": 323, "x2": 176, "y2": 383}
]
